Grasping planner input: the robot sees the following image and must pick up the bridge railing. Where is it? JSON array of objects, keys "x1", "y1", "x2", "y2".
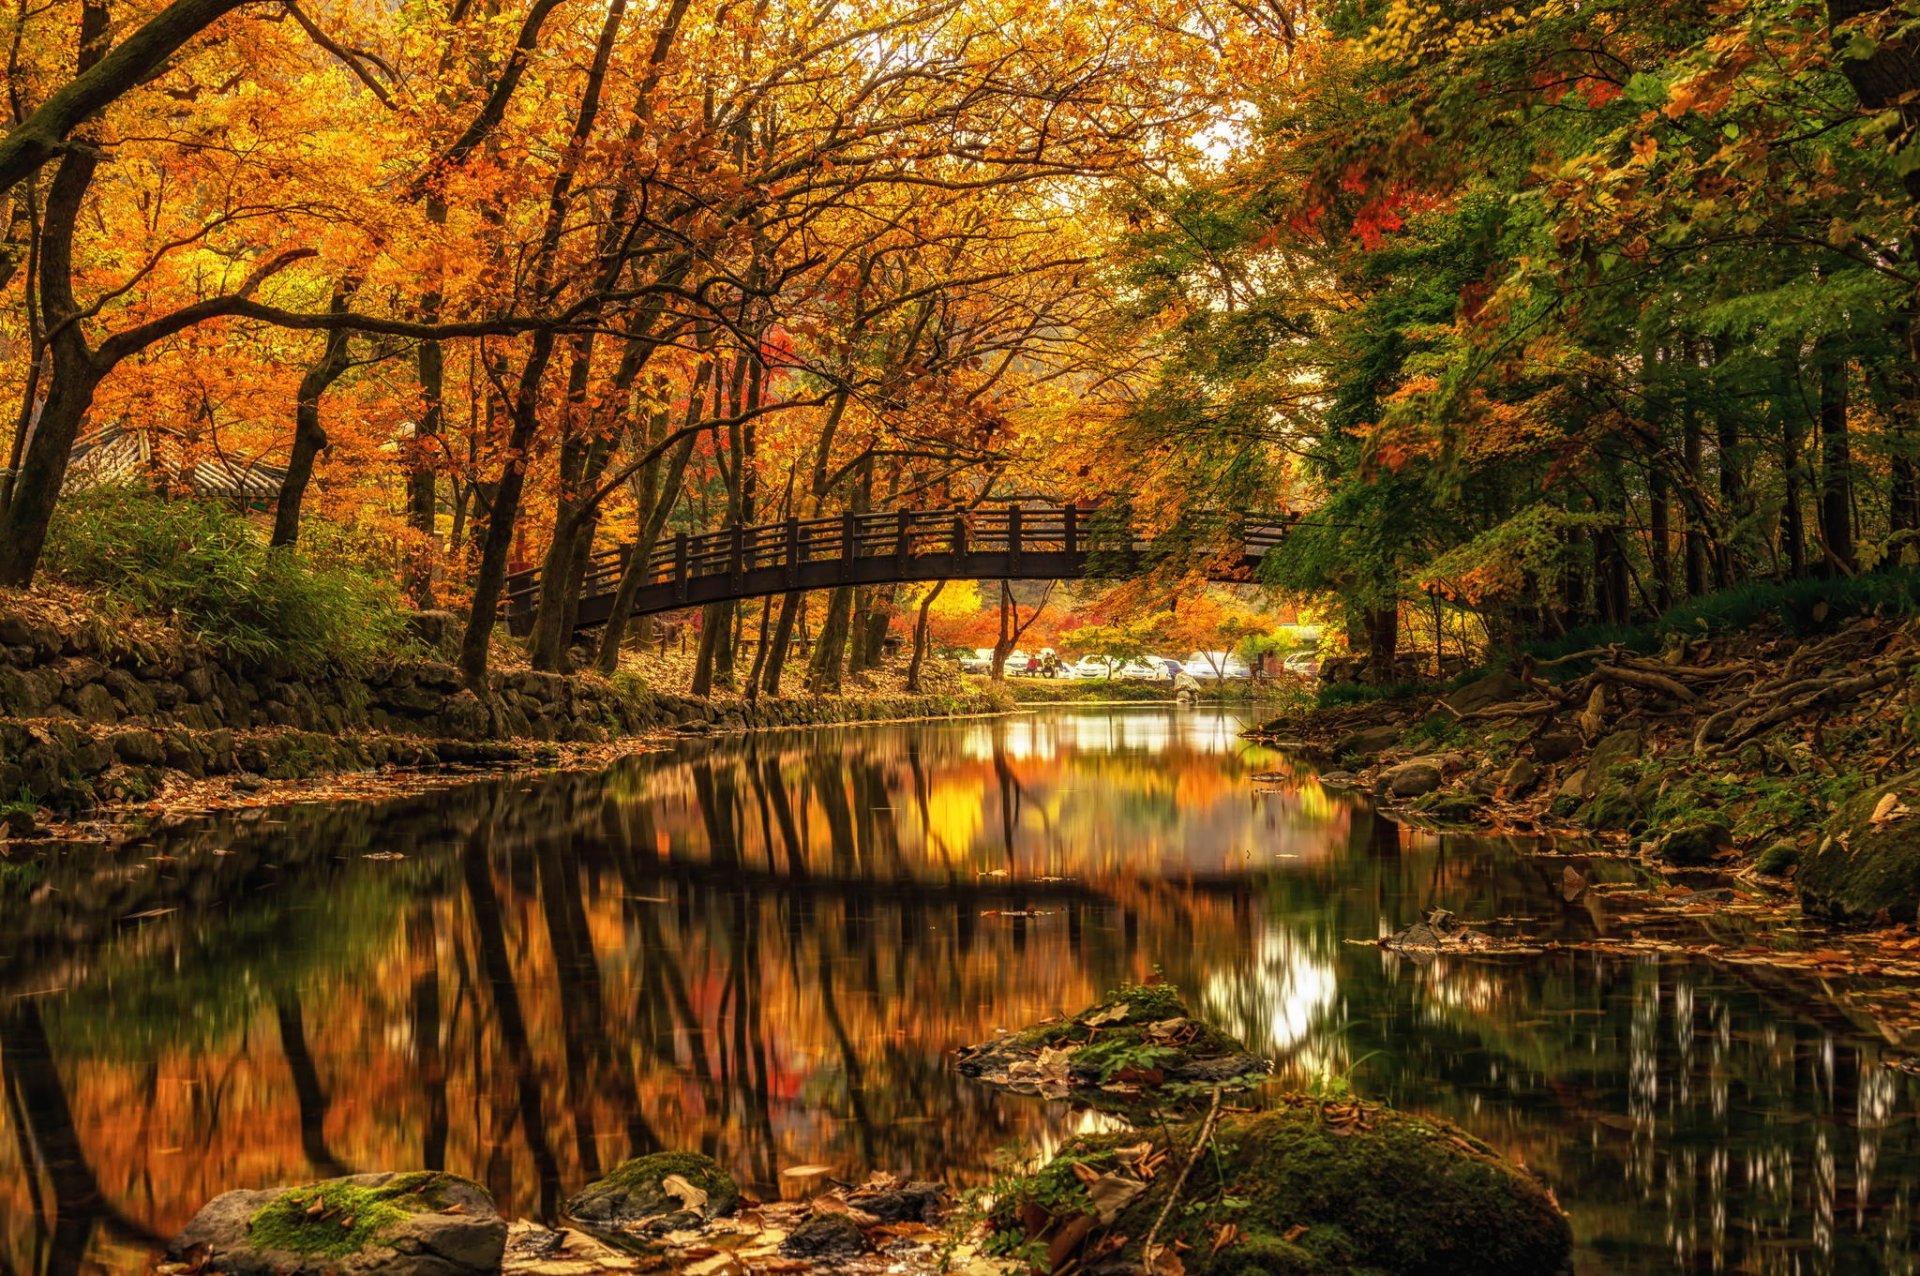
[{"x1": 503, "y1": 505, "x2": 1292, "y2": 617}]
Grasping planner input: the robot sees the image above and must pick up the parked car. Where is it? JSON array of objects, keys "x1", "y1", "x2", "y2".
[
  {"x1": 1182, "y1": 650, "x2": 1252, "y2": 680},
  {"x1": 1282, "y1": 651, "x2": 1321, "y2": 678},
  {"x1": 1117, "y1": 658, "x2": 1168, "y2": 681},
  {"x1": 958, "y1": 647, "x2": 994, "y2": 675},
  {"x1": 1070, "y1": 655, "x2": 1120, "y2": 680}
]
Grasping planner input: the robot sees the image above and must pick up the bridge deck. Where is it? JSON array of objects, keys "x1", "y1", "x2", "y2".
[{"x1": 503, "y1": 505, "x2": 1289, "y2": 637}]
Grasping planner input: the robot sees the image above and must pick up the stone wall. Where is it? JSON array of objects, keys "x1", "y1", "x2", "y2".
[{"x1": 0, "y1": 604, "x2": 1006, "y2": 810}]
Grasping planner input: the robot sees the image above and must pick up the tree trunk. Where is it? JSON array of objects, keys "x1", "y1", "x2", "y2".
[
  {"x1": 1682, "y1": 378, "x2": 1710, "y2": 596},
  {"x1": 271, "y1": 284, "x2": 354, "y2": 548},
  {"x1": 1649, "y1": 464, "x2": 1672, "y2": 612},
  {"x1": 593, "y1": 432, "x2": 695, "y2": 674},
  {"x1": 0, "y1": 94, "x2": 103, "y2": 589},
  {"x1": 760, "y1": 592, "x2": 801, "y2": 696},
  {"x1": 1818, "y1": 336, "x2": 1855, "y2": 571},
  {"x1": 905, "y1": 581, "x2": 944, "y2": 691},
  {"x1": 808, "y1": 587, "x2": 854, "y2": 693},
  {"x1": 1363, "y1": 605, "x2": 1398, "y2": 683},
  {"x1": 457, "y1": 331, "x2": 555, "y2": 688}
]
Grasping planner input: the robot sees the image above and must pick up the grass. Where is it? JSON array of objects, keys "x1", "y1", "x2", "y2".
[{"x1": 41, "y1": 485, "x2": 410, "y2": 668}]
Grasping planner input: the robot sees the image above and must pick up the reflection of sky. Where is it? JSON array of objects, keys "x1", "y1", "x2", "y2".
[{"x1": 1202, "y1": 923, "x2": 1338, "y2": 1060}]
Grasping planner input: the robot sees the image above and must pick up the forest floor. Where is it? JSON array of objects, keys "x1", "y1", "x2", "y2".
[{"x1": 1246, "y1": 612, "x2": 1920, "y2": 1055}]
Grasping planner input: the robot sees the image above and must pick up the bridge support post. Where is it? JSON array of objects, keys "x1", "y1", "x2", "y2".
[
  {"x1": 1008, "y1": 505, "x2": 1022, "y2": 573},
  {"x1": 951, "y1": 514, "x2": 967, "y2": 562},
  {"x1": 729, "y1": 525, "x2": 745, "y2": 592},
  {"x1": 1064, "y1": 505, "x2": 1077, "y2": 558},
  {"x1": 895, "y1": 512, "x2": 911, "y2": 575},
  {"x1": 785, "y1": 518, "x2": 801, "y2": 587},
  {"x1": 674, "y1": 534, "x2": 689, "y2": 604},
  {"x1": 840, "y1": 511, "x2": 857, "y2": 581}
]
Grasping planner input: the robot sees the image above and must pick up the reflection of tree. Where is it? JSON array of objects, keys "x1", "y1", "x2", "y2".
[
  {"x1": 17, "y1": 712, "x2": 1920, "y2": 1274},
  {"x1": 462, "y1": 835, "x2": 563, "y2": 1220},
  {"x1": 1, "y1": 999, "x2": 163, "y2": 1276},
  {"x1": 275, "y1": 996, "x2": 351, "y2": 1178}
]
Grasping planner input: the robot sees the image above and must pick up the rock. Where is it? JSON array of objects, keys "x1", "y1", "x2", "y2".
[
  {"x1": 110, "y1": 729, "x2": 166, "y2": 766},
  {"x1": 846, "y1": 1181, "x2": 947, "y2": 1223},
  {"x1": 780, "y1": 1212, "x2": 869, "y2": 1260},
  {"x1": 1801, "y1": 770, "x2": 1920, "y2": 923},
  {"x1": 1333, "y1": 724, "x2": 1400, "y2": 758},
  {"x1": 1556, "y1": 767, "x2": 1591, "y2": 801},
  {"x1": 1500, "y1": 758, "x2": 1538, "y2": 798},
  {"x1": 957, "y1": 983, "x2": 1267, "y2": 1098},
  {"x1": 1587, "y1": 728, "x2": 1644, "y2": 779},
  {"x1": 1381, "y1": 907, "x2": 1490, "y2": 952},
  {"x1": 564, "y1": 1152, "x2": 740, "y2": 1231},
  {"x1": 993, "y1": 1102, "x2": 1572, "y2": 1276},
  {"x1": 1648, "y1": 821, "x2": 1732, "y2": 868},
  {"x1": 1532, "y1": 732, "x2": 1580, "y2": 764},
  {"x1": 1382, "y1": 761, "x2": 1442, "y2": 799},
  {"x1": 1442, "y1": 670, "x2": 1525, "y2": 715},
  {"x1": 1318, "y1": 770, "x2": 1358, "y2": 786},
  {"x1": 168, "y1": 1171, "x2": 505, "y2": 1276},
  {"x1": 68, "y1": 682, "x2": 118, "y2": 725},
  {"x1": 403, "y1": 610, "x2": 460, "y2": 657}
]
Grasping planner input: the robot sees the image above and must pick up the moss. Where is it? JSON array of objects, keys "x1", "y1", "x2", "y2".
[
  {"x1": 1409, "y1": 788, "x2": 1482, "y2": 822},
  {"x1": 248, "y1": 1172, "x2": 470, "y2": 1259},
  {"x1": 567, "y1": 1150, "x2": 741, "y2": 1226},
  {"x1": 1800, "y1": 769, "x2": 1920, "y2": 923},
  {"x1": 1755, "y1": 839, "x2": 1800, "y2": 876},
  {"x1": 992, "y1": 1101, "x2": 1569, "y2": 1276},
  {"x1": 599, "y1": 1151, "x2": 736, "y2": 1200}
]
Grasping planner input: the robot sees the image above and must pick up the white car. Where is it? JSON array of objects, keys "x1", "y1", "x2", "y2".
[
  {"x1": 1283, "y1": 651, "x2": 1320, "y2": 678},
  {"x1": 1118, "y1": 658, "x2": 1171, "y2": 681},
  {"x1": 1182, "y1": 651, "x2": 1252, "y2": 680},
  {"x1": 1070, "y1": 655, "x2": 1120, "y2": 680}
]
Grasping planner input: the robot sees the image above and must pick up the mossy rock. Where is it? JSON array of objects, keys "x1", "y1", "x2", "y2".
[
  {"x1": 956, "y1": 983, "x2": 1266, "y2": 1098},
  {"x1": 1800, "y1": 769, "x2": 1920, "y2": 923},
  {"x1": 168, "y1": 1171, "x2": 504, "y2": 1276},
  {"x1": 565, "y1": 1151, "x2": 740, "y2": 1231},
  {"x1": 990, "y1": 1100, "x2": 1570, "y2": 1276}
]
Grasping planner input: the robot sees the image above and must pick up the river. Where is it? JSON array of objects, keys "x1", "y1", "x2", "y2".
[{"x1": 1, "y1": 706, "x2": 1915, "y2": 1273}]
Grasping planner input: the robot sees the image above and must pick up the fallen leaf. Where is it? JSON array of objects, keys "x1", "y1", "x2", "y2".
[
  {"x1": 1085, "y1": 1174, "x2": 1146, "y2": 1224},
  {"x1": 1561, "y1": 866, "x2": 1586, "y2": 902},
  {"x1": 779, "y1": 1164, "x2": 833, "y2": 1179}
]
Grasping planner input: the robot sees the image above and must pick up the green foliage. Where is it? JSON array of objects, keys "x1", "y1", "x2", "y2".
[
  {"x1": 42, "y1": 486, "x2": 409, "y2": 668},
  {"x1": 1654, "y1": 572, "x2": 1920, "y2": 639}
]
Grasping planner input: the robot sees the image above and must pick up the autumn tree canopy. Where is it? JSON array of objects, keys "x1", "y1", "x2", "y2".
[{"x1": 8, "y1": 0, "x2": 1920, "y2": 684}]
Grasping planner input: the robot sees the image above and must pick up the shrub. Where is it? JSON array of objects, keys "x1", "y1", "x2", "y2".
[{"x1": 41, "y1": 486, "x2": 408, "y2": 667}]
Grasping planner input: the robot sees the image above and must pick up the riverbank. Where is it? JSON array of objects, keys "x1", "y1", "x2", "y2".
[
  {"x1": 0, "y1": 589, "x2": 1014, "y2": 827},
  {"x1": 1246, "y1": 610, "x2": 1920, "y2": 923}
]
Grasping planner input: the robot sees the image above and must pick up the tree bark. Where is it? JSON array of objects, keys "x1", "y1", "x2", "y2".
[
  {"x1": 271, "y1": 283, "x2": 354, "y2": 547},
  {"x1": 905, "y1": 580, "x2": 944, "y2": 691},
  {"x1": 1818, "y1": 335, "x2": 1855, "y2": 570}
]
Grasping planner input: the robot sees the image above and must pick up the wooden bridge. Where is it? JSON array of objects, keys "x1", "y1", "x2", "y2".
[{"x1": 503, "y1": 504, "x2": 1292, "y2": 636}]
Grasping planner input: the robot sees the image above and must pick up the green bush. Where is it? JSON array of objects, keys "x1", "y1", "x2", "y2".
[
  {"x1": 1655, "y1": 571, "x2": 1920, "y2": 638},
  {"x1": 42, "y1": 486, "x2": 408, "y2": 667}
]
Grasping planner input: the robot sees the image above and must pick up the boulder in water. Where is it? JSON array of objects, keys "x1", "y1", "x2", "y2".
[
  {"x1": 565, "y1": 1151, "x2": 740, "y2": 1232},
  {"x1": 956, "y1": 983, "x2": 1266, "y2": 1098},
  {"x1": 990, "y1": 1099, "x2": 1572, "y2": 1276},
  {"x1": 168, "y1": 1172, "x2": 505, "y2": 1276}
]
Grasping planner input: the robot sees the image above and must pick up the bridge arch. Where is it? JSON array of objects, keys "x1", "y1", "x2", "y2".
[{"x1": 504, "y1": 505, "x2": 1291, "y2": 638}]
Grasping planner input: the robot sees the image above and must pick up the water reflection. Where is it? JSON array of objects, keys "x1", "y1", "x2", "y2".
[{"x1": 1, "y1": 708, "x2": 1916, "y2": 1274}]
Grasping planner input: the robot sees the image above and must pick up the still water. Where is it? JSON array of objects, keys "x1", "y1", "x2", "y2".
[{"x1": 2, "y1": 707, "x2": 1917, "y2": 1274}]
